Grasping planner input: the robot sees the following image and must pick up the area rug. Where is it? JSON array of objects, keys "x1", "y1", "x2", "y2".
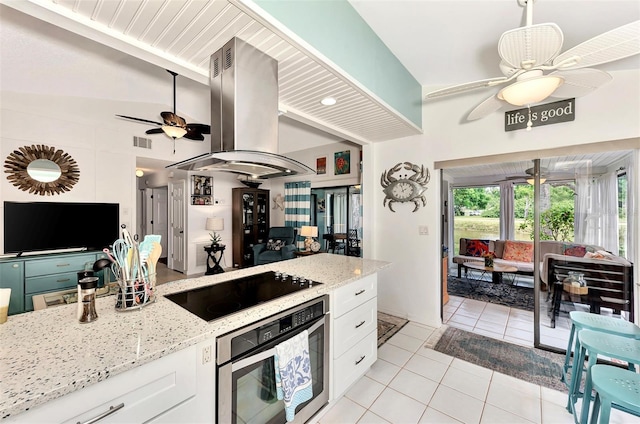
[
  {"x1": 434, "y1": 326, "x2": 567, "y2": 392},
  {"x1": 377, "y1": 312, "x2": 409, "y2": 347},
  {"x1": 448, "y1": 276, "x2": 535, "y2": 312}
]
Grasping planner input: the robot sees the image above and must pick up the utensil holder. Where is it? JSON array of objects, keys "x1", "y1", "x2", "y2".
[{"x1": 115, "y1": 273, "x2": 156, "y2": 311}]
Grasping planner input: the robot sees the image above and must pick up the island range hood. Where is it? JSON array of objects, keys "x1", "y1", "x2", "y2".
[{"x1": 168, "y1": 38, "x2": 313, "y2": 178}]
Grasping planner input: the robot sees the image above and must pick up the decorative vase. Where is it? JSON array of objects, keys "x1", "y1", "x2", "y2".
[{"x1": 484, "y1": 257, "x2": 494, "y2": 268}]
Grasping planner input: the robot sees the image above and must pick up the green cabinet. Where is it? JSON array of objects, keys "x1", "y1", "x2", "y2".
[
  {"x1": 0, "y1": 261, "x2": 24, "y2": 315},
  {"x1": 0, "y1": 251, "x2": 110, "y2": 314}
]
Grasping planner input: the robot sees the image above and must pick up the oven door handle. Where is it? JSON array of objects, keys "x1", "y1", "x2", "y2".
[{"x1": 231, "y1": 317, "x2": 325, "y2": 372}]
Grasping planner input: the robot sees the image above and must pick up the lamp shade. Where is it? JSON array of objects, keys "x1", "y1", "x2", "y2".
[
  {"x1": 498, "y1": 73, "x2": 564, "y2": 106},
  {"x1": 206, "y1": 217, "x2": 224, "y2": 231},
  {"x1": 527, "y1": 177, "x2": 547, "y2": 185},
  {"x1": 300, "y1": 226, "x2": 318, "y2": 238},
  {"x1": 162, "y1": 125, "x2": 187, "y2": 139}
]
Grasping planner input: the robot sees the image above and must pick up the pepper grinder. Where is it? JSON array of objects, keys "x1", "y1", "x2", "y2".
[{"x1": 77, "y1": 276, "x2": 99, "y2": 323}]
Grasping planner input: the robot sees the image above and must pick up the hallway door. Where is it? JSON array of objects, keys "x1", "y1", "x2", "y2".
[
  {"x1": 169, "y1": 180, "x2": 186, "y2": 272},
  {"x1": 152, "y1": 187, "x2": 168, "y2": 259}
]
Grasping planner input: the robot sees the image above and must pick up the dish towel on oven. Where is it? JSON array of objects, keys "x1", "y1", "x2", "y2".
[{"x1": 274, "y1": 330, "x2": 313, "y2": 422}]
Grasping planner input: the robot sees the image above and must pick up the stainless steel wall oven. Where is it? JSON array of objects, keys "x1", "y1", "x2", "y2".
[{"x1": 216, "y1": 295, "x2": 329, "y2": 423}]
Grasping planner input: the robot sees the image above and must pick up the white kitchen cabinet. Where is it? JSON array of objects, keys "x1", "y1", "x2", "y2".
[
  {"x1": 4, "y1": 341, "x2": 215, "y2": 424},
  {"x1": 330, "y1": 274, "x2": 377, "y2": 399}
]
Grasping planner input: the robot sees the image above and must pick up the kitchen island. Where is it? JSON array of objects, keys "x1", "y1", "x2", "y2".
[{"x1": 0, "y1": 253, "x2": 389, "y2": 422}]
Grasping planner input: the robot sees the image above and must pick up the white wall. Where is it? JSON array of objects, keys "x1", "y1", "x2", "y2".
[{"x1": 371, "y1": 69, "x2": 640, "y2": 327}]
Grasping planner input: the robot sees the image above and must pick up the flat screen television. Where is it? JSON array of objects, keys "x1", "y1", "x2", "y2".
[{"x1": 4, "y1": 201, "x2": 120, "y2": 254}]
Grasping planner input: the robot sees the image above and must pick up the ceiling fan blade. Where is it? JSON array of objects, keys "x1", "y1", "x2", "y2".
[
  {"x1": 186, "y1": 123, "x2": 211, "y2": 134},
  {"x1": 498, "y1": 23, "x2": 564, "y2": 69},
  {"x1": 466, "y1": 94, "x2": 507, "y2": 121},
  {"x1": 145, "y1": 128, "x2": 164, "y2": 135},
  {"x1": 549, "y1": 68, "x2": 613, "y2": 98},
  {"x1": 115, "y1": 114, "x2": 163, "y2": 126},
  {"x1": 553, "y1": 20, "x2": 640, "y2": 70},
  {"x1": 161, "y1": 111, "x2": 187, "y2": 127},
  {"x1": 184, "y1": 131, "x2": 205, "y2": 141},
  {"x1": 425, "y1": 77, "x2": 510, "y2": 100}
]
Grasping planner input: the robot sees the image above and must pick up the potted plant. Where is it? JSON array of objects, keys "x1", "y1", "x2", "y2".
[
  {"x1": 210, "y1": 232, "x2": 222, "y2": 246},
  {"x1": 482, "y1": 251, "x2": 496, "y2": 268}
]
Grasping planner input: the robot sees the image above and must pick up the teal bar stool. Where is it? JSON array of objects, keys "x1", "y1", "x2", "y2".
[
  {"x1": 563, "y1": 312, "x2": 640, "y2": 389},
  {"x1": 589, "y1": 365, "x2": 640, "y2": 424},
  {"x1": 568, "y1": 330, "x2": 640, "y2": 424}
]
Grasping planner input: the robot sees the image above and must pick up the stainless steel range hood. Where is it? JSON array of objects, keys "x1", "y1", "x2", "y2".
[{"x1": 168, "y1": 38, "x2": 313, "y2": 178}]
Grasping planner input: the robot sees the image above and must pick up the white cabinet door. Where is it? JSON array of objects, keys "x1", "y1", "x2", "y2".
[
  {"x1": 6, "y1": 346, "x2": 198, "y2": 424},
  {"x1": 333, "y1": 297, "x2": 377, "y2": 358}
]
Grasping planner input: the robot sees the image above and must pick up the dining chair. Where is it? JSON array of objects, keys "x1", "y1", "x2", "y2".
[{"x1": 346, "y1": 229, "x2": 361, "y2": 257}]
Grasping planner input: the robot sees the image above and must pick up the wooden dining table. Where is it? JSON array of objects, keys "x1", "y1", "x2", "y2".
[{"x1": 323, "y1": 233, "x2": 347, "y2": 253}]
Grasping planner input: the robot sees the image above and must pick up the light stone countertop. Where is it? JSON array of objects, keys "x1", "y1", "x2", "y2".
[{"x1": 0, "y1": 254, "x2": 390, "y2": 420}]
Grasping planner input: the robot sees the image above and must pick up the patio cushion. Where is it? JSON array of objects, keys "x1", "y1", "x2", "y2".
[
  {"x1": 562, "y1": 243, "x2": 587, "y2": 257},
  {"x1": 465, "y1": 239, "x2": 490, "y2": 257},
  {"x1": 502, "y1": 240, "x2": 533, "y2": 262}
]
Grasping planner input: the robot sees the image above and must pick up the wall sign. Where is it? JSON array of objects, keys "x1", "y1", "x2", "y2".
[{"x1": 505, "y1": 98, "x2": 575, "y2": 132}]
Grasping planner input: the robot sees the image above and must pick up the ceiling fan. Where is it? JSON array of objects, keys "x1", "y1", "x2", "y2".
[
  {"x1": 116, "y1": 70, "x2": 210, "y2": 149},
  {"x1": 424, "y1": 0, "x2": 640, "y2": 121}
]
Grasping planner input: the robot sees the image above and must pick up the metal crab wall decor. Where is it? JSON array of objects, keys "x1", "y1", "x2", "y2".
[{"x1": 380, "y1": 162, "x2": 430, "y2": 212}]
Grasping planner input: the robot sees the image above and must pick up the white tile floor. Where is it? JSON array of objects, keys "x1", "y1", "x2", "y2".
[{"x1": 314, "y1": 321, "x2": 640, "y2": 424}]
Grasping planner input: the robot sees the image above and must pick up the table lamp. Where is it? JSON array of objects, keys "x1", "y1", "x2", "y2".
[
  {"x1": 300, "y1": 225, "x2": 318, "y2": 251},
  {"x1": 206, "y1": 217, "x2": 224, "y2": 245}
]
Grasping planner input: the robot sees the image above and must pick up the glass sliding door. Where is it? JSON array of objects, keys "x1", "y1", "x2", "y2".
[
  {"x1": 310, "y1": 185, "x2": 363, "y2": 256},
  {"x1": 536, "y1": 150, "x2": 635, "y2": 352}
]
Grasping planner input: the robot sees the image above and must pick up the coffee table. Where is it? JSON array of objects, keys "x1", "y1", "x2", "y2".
[{"x1": 465, "y1": 262, "x2": 518, "y2": 285}]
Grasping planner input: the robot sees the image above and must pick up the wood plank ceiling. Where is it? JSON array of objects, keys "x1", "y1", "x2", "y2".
[{"x1": 14, "y1": 0, "x2": 422, "y2": 145}]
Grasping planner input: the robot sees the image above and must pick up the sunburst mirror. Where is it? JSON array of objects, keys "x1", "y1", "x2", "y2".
[{"x1": 4, "y1": 145, "x2": 80, "y2": 195}]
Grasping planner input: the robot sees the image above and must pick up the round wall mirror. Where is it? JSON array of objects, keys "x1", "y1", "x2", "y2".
[
  {"x1": 27, "y1": 159, "x2": 62, "y2": 183},
  {"x1": 4, "y1": 145, "x2": 80, "y2": 195}
]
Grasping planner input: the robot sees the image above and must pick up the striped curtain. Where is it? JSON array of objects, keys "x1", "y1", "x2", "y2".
[{"x1": 285, "y1": 181, "x2": 311, "y2": 250}]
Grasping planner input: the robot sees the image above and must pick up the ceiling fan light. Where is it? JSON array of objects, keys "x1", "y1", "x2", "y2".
[
  {"x1": 526, "y1": 177, "x2": 546, "y2": 185},
  {"x1": 162, "y1": 125, "x2": 187, "y2": 139},
  {"x1": 498, "y1": 75, "x2": 564, "y2": 106}
]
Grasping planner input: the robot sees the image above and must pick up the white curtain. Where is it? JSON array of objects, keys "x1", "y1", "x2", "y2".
[
  {"x1": 600, "y1": 171, "x2": 620, "y2": 254},
  {"x1": 334, "y1": 194, "x2": 347, "y2": 233},
  {"x1": 499, "y1": 182, "x2": 514, "y2": 240},
  {"x1": 624, "y1": 152, "x2": 637, "y2": 261},
  {"x1": 575, "y1": 172, "x2": 619, "y2": 253},
  {"x1": 574, "y1": 176, "x2": 592, "y2": 244}
]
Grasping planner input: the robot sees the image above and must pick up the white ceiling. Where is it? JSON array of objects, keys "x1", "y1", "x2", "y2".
[
  {"x1": 1, "y1": 0, "x2": 638, "y2": 178},
  {"x1": 350, "y1": 0, "x2": 640, "y2": 87}
]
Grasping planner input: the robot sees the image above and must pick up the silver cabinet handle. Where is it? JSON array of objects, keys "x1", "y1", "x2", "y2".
[
  {"x1": 355, "y1": 320, "x2": 366, "y2": 328},
  {"x1": 355, "y1": 289, "x2": 365, "y2": 296},
  {"x1": 355, "y1": 355, "x2": 366, "y2": 365},
  {"x1": 57, "y1": 278, "x2": 71, "y2": 283},
  {"x1": 56, "y1": 263, "x2": 71, "y2": 267},
  {"x1": 77, "y1": 403, "x2": 124, "y2": 424}
]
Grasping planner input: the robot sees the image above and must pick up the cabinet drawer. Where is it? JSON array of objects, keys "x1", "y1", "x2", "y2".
[
  {"x1": 333, "y1": 298, "x2": 377, "y2": 358},
  {"x1": 332, "y1": 274, "x2": 377, "y2": 318},
  {"x1": 25, "y1": 254, "x2": 96, "y2": 278},
  {"x1": 333, "y1": 331, "x2": 377, "y2": 397},
  {"x1": 25, "y1": 272, "x2": 78, "y2": 294}
]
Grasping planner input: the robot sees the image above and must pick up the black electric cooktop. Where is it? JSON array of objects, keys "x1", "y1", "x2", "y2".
[{"x1": 164, "y1": 271, "x2": 322, "y2": 322}]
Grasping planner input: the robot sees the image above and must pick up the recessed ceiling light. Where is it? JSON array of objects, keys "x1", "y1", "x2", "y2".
[
  {"x1": 320, "y1": 97, "x2": 337, "y2": 106},
  {"x1": 135, "y1": 169, "x2": 144, "y2": 177}
]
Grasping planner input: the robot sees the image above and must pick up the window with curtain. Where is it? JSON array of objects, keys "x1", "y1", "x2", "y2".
[{"x1": 284, "y1": 181, "x2": 311, "y2": 250}]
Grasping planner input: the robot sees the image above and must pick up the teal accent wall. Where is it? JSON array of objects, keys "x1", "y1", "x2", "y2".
[{"x1": 255, "y1": 0, "x2": 422, "y2": 128}]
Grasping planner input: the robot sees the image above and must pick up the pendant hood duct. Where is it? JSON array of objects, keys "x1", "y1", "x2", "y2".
[{"x1": 168, "y1": 38, "x2": 313, "y2": 178}]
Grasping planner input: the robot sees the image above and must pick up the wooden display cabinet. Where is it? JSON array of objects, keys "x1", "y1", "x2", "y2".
[{"x1": 232, "y1": 187, "x2": 270, "y2": 268}]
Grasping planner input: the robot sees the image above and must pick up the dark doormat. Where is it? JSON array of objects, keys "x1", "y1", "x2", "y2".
[
  {"x1": 377, "y1": 312, "x2": 409, "y2": 347},
  {"x1": 434, "y1": 326, "x2": 567, "y2": 392},
  {"x1": 448, "y1": 276, "x2": 535, "y2": 312}
]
